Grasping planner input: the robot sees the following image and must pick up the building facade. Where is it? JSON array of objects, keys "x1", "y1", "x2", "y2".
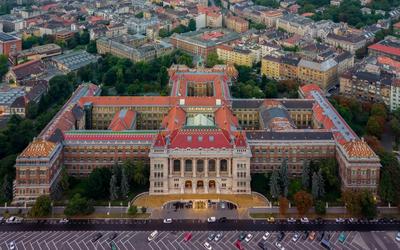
[{"x1": 13, "y1": 65, "x2": 381, "y2": 204}]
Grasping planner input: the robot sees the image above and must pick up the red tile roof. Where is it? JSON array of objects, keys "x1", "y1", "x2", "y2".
[
  {"x1": 169, "y1": 129, "x2": 232, "y2": 149},
  {"x1": 162, "y1": 106, "x2": 186, "y2": 131},
  {"x1": 368, "y1": 43, "x2": 400, "y2": 57},
  {"x1": 64, "y1": 132, "x2": 155, "y2": 142},
  {"x1": 108, "y1": 109, "x2": 136, "y2": 131},
  {"x1": 79, "y1": 96, "x2": 174, "y2": 106},
  {"x1": 19, "y1": 139, "x2": 57, "y2": 158}
]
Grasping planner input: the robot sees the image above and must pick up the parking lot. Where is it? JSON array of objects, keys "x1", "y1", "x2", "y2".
[{"x1": 0, "y1": 230, "x2": 399, "y2": 250}]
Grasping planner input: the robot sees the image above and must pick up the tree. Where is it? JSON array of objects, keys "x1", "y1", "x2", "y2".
[
  {"x1": 30, "y1": 195, "x2": 52, "y2": 217},
  {"x1": 86, "y1": 40, "x2": 97, "y2": 54},
  {"x1": 312, "y1": 170, "x2": 325, "y2": 199},
  {"x1": 366, "y1": 116, "x2": 384, "y2": 138},
  {"x1": 360, "y1": 191, "x2": 377, "y2": 219},
  {"x1": 342, "y1": 190, "x2": 362, "y2": 216},
  {"x1": 390, "y1": 117, "x2": 400, "y2": 140},
  {"x1": 269, "y1": 170, "x2": 280, "y2": 199},
  {"x1": 128, "y1": 205, "x2": 137, "y2": 215},
  {"x1": 1, "y1": 174, "x2": 13, "y2": 202},
  {"x1": 301, "y1": 161, "x2": 310, "y2": 190},
  {"x1": 130, "y1": 161, "x2": 148, "y2": 187},
  {"x1": 109, "y1": 174, "x2": 119, "y2": 201},
  {"x1": 121, "y1": 167, "x2": 130, "y2": 198},
  {"x1": 206, "y1": 52, "x2": 223, "y2": 68},
  {"x1": 84, "y1": 168, "x2": 112, "y2": 200},
  {"x1": 64, "y1": 194, "x2": 94, "y2": 216},
  {"x1": 59, "y1": 166, "x2": 69, "y2": 191},
  {"x1": 0, "y1": 55, "x2": 8, "y2": 79},
  {"x1": 315, "y1": 200, "x2": 326, "y2": 215},
  {"x1": 294, "y1": 191, "x2": 313, "y2": 216},
  {"x1": 188, "y1": 19, "x2": 196, "y2": 31},
  {"x1": 317, "y1": 170, "x2": 325, "y2": 198},
  {"x1": 279, "y1": 160, "x2": 289, "y2": 197},
  {"x1": 279, "y1": 196, "x2": 289, "y2": 216},
  {"x1": 159, "y1": 28, "x2": 170, "y2": 38}
]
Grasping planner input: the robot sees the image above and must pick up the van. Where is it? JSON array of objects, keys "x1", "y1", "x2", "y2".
[
  {"x1": 148, "y1": 230, "x2": 158, "y2": 241},
  {"x1": 320, "y1": 239, "x2": 331, "y2": 250}
]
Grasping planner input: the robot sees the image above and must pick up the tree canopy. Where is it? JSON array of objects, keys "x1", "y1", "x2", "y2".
[{"x1": 29, "y1": 195, "x2": 52, "y2": 217}]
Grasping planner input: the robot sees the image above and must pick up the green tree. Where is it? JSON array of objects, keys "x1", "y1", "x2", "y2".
[
  {"x1": 121, "y1": 167, "x2": 130, "y2": 198},
  {"x1": 86, "y1": 40, "x2": 97, "y2": 54},
  {"x1": 60, "y1": 166, "x2": 69, "y2": 191},
  {"x1": 30, "y1": 195, "x2": 52, "y2": 217},
  {"x1": 360, "y1": 190, "x2": 377, "y2": 219},
  {"x1": 366, "y1": 116, "x2": 384, "y2": 137},
  {"x1": 315, "y1": 200, "x2": 326, "y2": 215},
  {"x1": 269, "y1": 170, "x2": 280, "y2": 199},
  {"x1": 159, "y1": 28, "x2": 170, "y2": 38},
  {"x1": 135, "y1": 12, "x2": 144, "y2": 18},
  {"x1": 0, "y1": 54, "x2": 9, "y2": 79},
  {"x1": 390, "y1": 117, "x2": 400, "y2": 139},
  {"x1": 301, "y1": 161, "x2": 310, "y2": 190},
  {"x1": 84, "y1": 168, "x2": 112, "y2": 200},
  {"x1": 64, "y1": 194, "x2": 94, "y2": 216},
  {"x1": 1, "y1": 174, "x2": 13, "y2": 202},
  {"x1": 109, "y1": 174, "x2": 119, "y2": 201},
  {"x1": 342, "y1": 190, "x2": 362, "y2": 216},
  {"x1": 279, "y1": 160, "x2": 289, "y2": 197},
  {"x1": 206, "y1": 52, "x2": 223, "y2": 68},
  {"x1": 312, "y1": 170, "x2": 325, "y2": 199},
  {"x1": 128, "y1": 205, "x2": 137, "y2": 215},
  {"x1": 132, "y1": 161, "x2": 148, "y2": 186},
  {"x1": 378, "y1": 152, "x2": 400, "y2": 204},
  {"x1": 188, "y1": 19, "x2": 196, "y2": 31},
  {"x1": 294, "y1": 191, "x2": 313, "y2": 216}
]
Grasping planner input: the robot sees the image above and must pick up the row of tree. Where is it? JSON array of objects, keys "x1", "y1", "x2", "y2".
[
  {"x1": 159, "y1": 19, "x2": 196, "y2": 38},
  {"x1": 22, "y1": 30, "x2": 90, "y2": 50}
]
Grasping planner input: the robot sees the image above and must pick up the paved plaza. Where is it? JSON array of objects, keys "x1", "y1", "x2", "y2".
[{"x1": 0, "y1": 230, "x2": 399, "y2": 250}]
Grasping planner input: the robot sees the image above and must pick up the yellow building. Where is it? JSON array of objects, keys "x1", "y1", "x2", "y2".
[
  {"x1": 216, "y1": 45, "x2": 253, "y2": 67},
  {"x1": 261, "y1": 55, "x2": 281, "y2": 80}
]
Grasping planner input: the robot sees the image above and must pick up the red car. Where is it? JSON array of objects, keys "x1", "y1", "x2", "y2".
[
  {"x1": 235, "y1": 240, "x2": 244, "y2": 250},
  {"x1": 184, "y1": 232, "x2": 192, "y2": 242}
]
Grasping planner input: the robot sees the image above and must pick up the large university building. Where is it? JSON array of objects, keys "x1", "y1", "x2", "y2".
[{"x1": 13, "y1": 64, "x2": 381, "y2": 204}]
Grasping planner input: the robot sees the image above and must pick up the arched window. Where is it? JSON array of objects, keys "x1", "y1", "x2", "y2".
[{"x1": 208, "y1": 159, "x2": 216, "y2": 172}]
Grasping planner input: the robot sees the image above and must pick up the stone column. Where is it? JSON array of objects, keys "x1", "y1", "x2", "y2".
[
  {"x1": 180, "y1": 159, "x2": 184, "y2": 178},
  {"x1": 205, "y1": 159, "x2": 208, "y2": 178},
  {"x1": 216, "y1": 159, "x2": 220, "y2": 178},
  {"x1": 192, "y1": 181, "x2": 196, "y2": 193},
  {"x1": 169, "y1": 159, "x2": 172, "y2": 176},
  {"x1": 193, "y1": 159, "x2": 196, "y2": 178},
  {"x1": 228, "y1": 159, "x2": 232, "y2": 177},
  {"x1": 205, "y1": 180, "x2": 209, "y2": 193}
]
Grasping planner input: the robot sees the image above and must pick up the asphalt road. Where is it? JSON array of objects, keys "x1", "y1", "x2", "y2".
[{"x1": 1, "y1": 219, "x2": 399, "y2": 232}]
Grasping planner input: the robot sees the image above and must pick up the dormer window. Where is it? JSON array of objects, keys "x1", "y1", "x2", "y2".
[
  {"x1": 187, "y1": 136, "x2": 192, "y2": 142},
  {"x1": 209, "y1": 135, "x2": 214, "y2": 142},
  {"x1": 198, "y1": 136, "x2": 203, "y2": 142}
]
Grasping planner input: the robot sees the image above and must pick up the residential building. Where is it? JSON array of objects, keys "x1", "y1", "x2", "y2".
[
  {"x1": 368, "y1": 36, "x2": 400, "y2": 61},
  {"x1": 14, "y1": 44, "x2": 61, "y2": 64},
  {"x1": 216, "y1": 44, "x2": 255, "y2": 67},
  {"x1": 6, "y1": 60, "x2": 45, "y2": 84},
  {"x1": 0, "y1": 32, "x2": 22, "y2": 56},
  {"x1": 96, "y1": 35, "x2": 173, "y2": 62},
  {"x1": 276, "y1": 14, "x2": 314, "y2": 36},
  {"x1": 224, "y1": 15, "x2": 249, "y2": 33},
  {"x1": 325, "y1": 33, "x2": 367, "y2": 54}
]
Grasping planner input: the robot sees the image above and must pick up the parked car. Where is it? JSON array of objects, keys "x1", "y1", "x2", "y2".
[
  {"x1": 258, "y1": 240, "x2": 268, "y2": 250},
  {"x1": 346, "y1": 218, "x2": 355, "y2": 223},
  {"x1": 238, "y1": 232, "x2": 247, "y2": 241},
  {"x1": 266, "y1": 217, "x2": 275, "y2": 223},
  {"x1": 262, "y1": 232, "x2": 270, "y2": 241},
  {"x1": 108, "y1": 232, "x2": 118, "y2": 241},
  {"x1": 302, "y1": 231, "x2": 309, "y2": 240},
  {"x1": 339, "y1": 232, "x2": 347, "y2": 243},
  {"x1": 218, "y1": 217, "x2": 227, "y2": 223},
  {"x1": 335, "y1": 218, "x2": 345, "y2": 223},
  {"x1": 91, "y1": 233, "x2": 103, "y2": 242},
  {"x1": 287, "y1": 217, "x2": 296, "y2": 223},
  {"x1": 203, "y1": 242, "x2": 212, "y2": 250},
  {"x1": 244, "y1": 233, "x2": 253, "y2": 242},
  {"x1": 184, "y1": 232, "x2": 192, "y2": 242},
  {"x1": 9, "y1": 241, "x2": 15, "y2": 250},
  {"x1": 163, "y1": 218, "x2": 172, "y2": 224},
  {"x1": 321, "y1": 239, "x2": 332, "y2": 250},
  {"x1": 235, "y1": 240, "x2": 244, "y2": 250},
  {"x1": 148, "y1": 230, "x2": 158, "y2": 241},
  {"x1": 6, "y1": 216, "x2": 22, "y2": 224},
  {"x1": 317, "y1": 232, "x2": 325, "y2": 242},
  {"x1": 396, "y1": 232, "x2": 400, "y2": 242},
  {"x1": 59, "y1": 218, "x2": 69, "y2": 224},
  {"x1": 275, "y1": 241, "x2": 285, "y2": 250},
  {"x1": 292, "y1": 233, "x2": 300, "y2": 242},
  {"x1": 207, "y1": 217, "x2": 216, "y2": 223},
  {"x1": 214, "y1": 232, "x2": 223, "y2": 242},
  {"x1": 277, "y1": 231, "x2": 285, "y2": 241},
  {"x1": 207, "y1": 233, "x2": 216, "y2": 241},
  {"x1": 110, "y1": 242, "x2": 117, "y2": 250},
  {"x1": 309, "y1": 231, "x2": 316, "y2": 241},
  {"x1": 300, "y1": 217, "x2": 309, "y2": 223}
]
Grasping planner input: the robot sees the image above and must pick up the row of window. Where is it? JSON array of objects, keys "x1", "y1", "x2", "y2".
[
  {"x1": 237, "y1": 172, "x2": 247, "y2": 178},
  {"x1": 18, "y1": 170, "x2": 47, "y2": 176},
  {"x1": 154, "y1": 181, "x2": 164, "y2": 187}
]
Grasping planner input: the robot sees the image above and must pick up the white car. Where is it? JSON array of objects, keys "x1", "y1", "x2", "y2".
[
  {"x1": 207, "y1": 217, "x2": 216, "y2": 223},
  {"x1": 395, "y1": 232, "x2": 400, "y2": 242},
  {"x1": 203, "y1": 241, "x2": 212, "y2": 250},
  {"x1": 287, "y1": 218, "x2": 296, "y2": 223},
  {"x1": 214, "y1": 232, "x2": 223, "y2": 242},
  {"x1": 244, "y1": 233, "x2": 253, "y2": 242},
  {"x1": 335, "y1": 218, "x2": 345, "y2": 223},
  {"x1": 59, "y1": 218, "x2": 69, "y2": 224},
  {"x1": 275, "y1": 242, "x2": 285, "y2": 250},
  {"x1": 163, "y1": 218, "x2": 172, "y2": 224},
  {"x1": 262, "y1": 232, "x2": 270, "y2": 241},
  {"x1": 6, "y1": 216, "x2": 22, "y2": 224},
  {"x1": 292, "y1": 233, "x2": 300, "y2": 242},
  {"x1": 147, "y1": 230, "x2": 158, "y2": 241},
  {"x1": 300, "y1": 217, "x2": 309, "y2": 223},
  {"x1": 9, "y1": 241, "x2": 15, "y2": 250}
]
